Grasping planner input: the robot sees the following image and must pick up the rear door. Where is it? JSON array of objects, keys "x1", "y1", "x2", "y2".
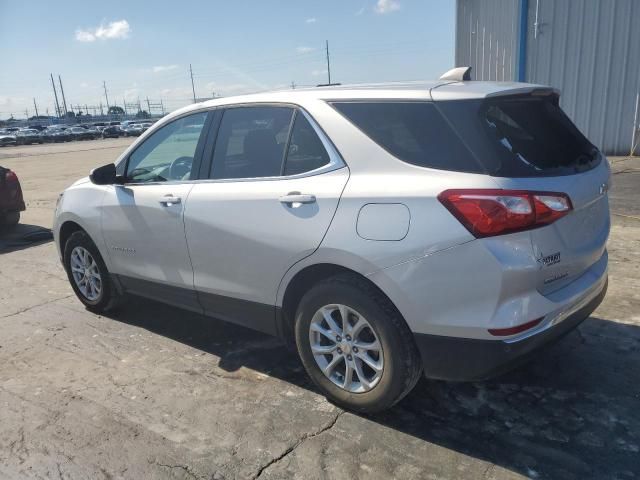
[
  {"x1": 184, "y1": 105, "x2": 348, "y2": 333},
  {"x1": 439, "y1": 94, "x2": 610, "y2": 294}
]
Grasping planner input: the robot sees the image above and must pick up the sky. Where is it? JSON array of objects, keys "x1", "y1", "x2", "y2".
[{"x1": 0, "y1": 0, "x2": 455, "y2": 119}]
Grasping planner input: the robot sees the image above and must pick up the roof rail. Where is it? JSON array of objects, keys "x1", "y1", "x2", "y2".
[
  {"x1": 439, "y1": 67, "x2": 472, "y2": 82},
  {"x1": 316, "y1": 83, "x2": 342, "y2": 87}
]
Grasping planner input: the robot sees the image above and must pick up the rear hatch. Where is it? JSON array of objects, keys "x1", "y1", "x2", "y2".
[{"x1": 437, "y1": 92, "x2": 610, "y2": 295}]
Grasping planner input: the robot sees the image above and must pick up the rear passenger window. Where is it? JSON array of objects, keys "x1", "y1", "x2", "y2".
[
  {"x1": 211, "y1": 106, "x2": 293, "y2": 179},
  {"x1": 283, "y1": 113, "x2": 330, "y2": 176},
  {"x1": 331, "y1": 102, "x2": 482, "y2": 173}
]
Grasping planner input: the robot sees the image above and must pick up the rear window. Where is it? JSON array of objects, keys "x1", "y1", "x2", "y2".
[
  {"x1": 331, "y1": 102, "x2": 482, "y2": 173},
  {"x1": 437, "y1": 95, "x2": 599, "y2": 177}
]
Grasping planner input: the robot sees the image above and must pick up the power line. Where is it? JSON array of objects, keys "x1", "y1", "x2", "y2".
[
  {"x1": 58, "y1": 75, "x2": 68, "y2": 116},
  {"x1": 50, "y1": 73, "x2": 61, "y2": 118},
  {"x1": 326, "y1": 40, "x2": 331, "y2": 85},
  {"x1": 103, "y1": 81, "x2": 110, "y2": 110},
  {"x1": 189, "y1": 64, "x2": 196, "y2": 103}
]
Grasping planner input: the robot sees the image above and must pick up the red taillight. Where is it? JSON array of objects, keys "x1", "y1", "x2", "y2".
[
  {"x1": 5, "y1": 170, "x2": 19, "y2": 184},
  {"x1": 488, "y1": 317, "x2": 544, "y2": 336},
  {"x1": 438, "y1": 189, "x2": 572, "y2": 238}
]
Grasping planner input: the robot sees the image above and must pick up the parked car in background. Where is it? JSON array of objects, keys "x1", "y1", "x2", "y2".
[
  {"x1": 122, "y1": 124, "x2": 144, "y2": 136},
  {"x1": 53, "y1": 76, "x2": 610, "y2": 412},
  {"x1": 85, "y1": 127, "x2": 100, "y2": 139},
  {"x1": 44, "y1": 128, "x2": 72, "y2": 143},
  {"x1": 15, "y1": 129, "x2": 44, "y2": 145},
  {"x1": 69, "y1": 127, "x2": 97, "y2": 140},
  {"x1": 140, "y1": 122, "x2": 153, "y2": 132},
  {"x1": 102, "y1": 126, "x2": 122, "y2": 139},
  {"x1": 0, "y1": 165, "x2": 25, "y2": 227},
  {"x1": 0, "y1": 130, "x2": 17, "y2": 146}
]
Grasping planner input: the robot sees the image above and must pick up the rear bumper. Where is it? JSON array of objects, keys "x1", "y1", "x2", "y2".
[{"x1": 414, "y1": 277, "x2": 607, "y2": 381}]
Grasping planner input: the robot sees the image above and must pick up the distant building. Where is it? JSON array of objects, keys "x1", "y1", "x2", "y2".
[{"x1": 455, "y1": 0, "x2": 640, "y2": 155}]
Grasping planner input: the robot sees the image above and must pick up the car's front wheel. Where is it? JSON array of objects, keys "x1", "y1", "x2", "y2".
[
  {"x1": 295, "y1": 273, "x2": 423, "y2": 413},
  {"x1": 63, "y1": 231, "x2": 121, "y2": 313},
  {"x1": 1, "y1": 211, "x2": 20, "y2": 227}
]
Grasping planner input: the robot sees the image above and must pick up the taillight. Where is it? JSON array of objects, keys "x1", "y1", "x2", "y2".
[
  {"x1": 438, "y1": 189, "x2": 572, "y2": 238},
  {"x1": 5, "y1": 170, "x2": 18, "y2": 184}
]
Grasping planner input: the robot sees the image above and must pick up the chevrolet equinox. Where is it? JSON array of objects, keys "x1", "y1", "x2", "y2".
[{"x1": 54, "y1": 69, "x2": 610, "y2": 412}]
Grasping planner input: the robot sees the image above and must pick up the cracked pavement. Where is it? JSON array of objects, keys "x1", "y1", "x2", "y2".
[{"x1": 0, "y1": 140, "x2": 639, "y2": 479}]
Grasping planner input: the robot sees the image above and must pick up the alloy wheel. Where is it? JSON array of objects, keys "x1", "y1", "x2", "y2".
[
  {"x1": 309, "y1": 304, "x2": 384, "y2": 393},
  {"x1": 70, "y1": 246, "x2": 102, "y2": 301}
]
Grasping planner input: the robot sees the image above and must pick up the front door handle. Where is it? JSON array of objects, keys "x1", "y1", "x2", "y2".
[
  {"x1": 279, "y1": 192, "x2": 316, "y2": 206},
  {"x1": 159, "y1": 195, "x2": 182, "y2": 206}
]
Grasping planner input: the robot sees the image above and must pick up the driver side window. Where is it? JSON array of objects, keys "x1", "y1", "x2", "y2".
[{"x1": 125, "y1": 112, "x2": 207, "y2": 183}]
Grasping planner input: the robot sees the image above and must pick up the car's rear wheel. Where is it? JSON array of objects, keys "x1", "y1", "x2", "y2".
[
  {"x1": 63, "y1": 231, "x2": 122, "y2": 313},
  {"x1": 295, "y1": 273, "x2": 423, "y2": 413}
]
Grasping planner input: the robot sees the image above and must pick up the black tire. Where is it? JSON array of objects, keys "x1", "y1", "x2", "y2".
[
  {"x1": 63, "y1": 230, "x2": 122, "y2": 313},
  {"x1": 295, "y1": 273, "x2": 423, "y2": 413},
  {"x1": 1, "y1": 211, "x2": 20, "y2": 227}
]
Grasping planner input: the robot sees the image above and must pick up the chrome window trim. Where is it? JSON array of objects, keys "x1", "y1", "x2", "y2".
[
  {"x1": 115, "y1": 107, "x2": 214, "y2": 179},
  {"x1": 119, "y1": 102, "x2": 346, "y2": 187},
  {"x1": 202, "y1": 103, "x2": 346, "y2": 184}
]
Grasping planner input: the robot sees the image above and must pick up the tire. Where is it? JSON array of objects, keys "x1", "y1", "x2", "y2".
[
  {"x1": 1, "y1": 211, "x2": 20, "y2": 227},
  {"x1": 294, "y1": 273, "x2": 423, "y2": 413},
  {"x1": 63, "y1": 230, "x2": 122, "y2": 313}
]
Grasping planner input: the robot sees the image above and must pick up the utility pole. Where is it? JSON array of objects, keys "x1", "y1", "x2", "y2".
[
  {"x1": 123, "y1": 97, "x2": 127, "y2": 115},
  {"x1": 58, "y1": 75, "x2": 68, "y2": 116},
  {"x1": 50, "y1": 73, "x2": 61, "y2": 118},
  {"x1": 25, "y1": 108, "x2": 29, "y2": 119},
  {"x1": 325, "y1": 40, "x2": 331, "y2": 85},
  {"x1": 33, "y1": 98, "x2": 39, "y2": 118},
  {"x1": 189, "y1": 63, "x2": 196, "y2": 103},
  {"x1": 103, "y1": 81, "x2": 110, "y2": 111},
  {"x1": 290, "y1": 81, "x2": 296, "y2": 89}
]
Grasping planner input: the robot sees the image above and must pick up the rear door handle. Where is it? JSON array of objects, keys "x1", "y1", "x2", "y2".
[
  {"x1": 159, "y1": 195, "x2": 182, "y2": 206},
  {"x1": 279, "y1": 192, "x2": 316, "y2": 206}
]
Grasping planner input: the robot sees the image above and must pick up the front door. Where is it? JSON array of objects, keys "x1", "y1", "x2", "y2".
[
  {"x1": 184, "y1": 106, "x2": 348, "y2": 333},
  {"x1": 101, "y1": 111, "x2": 209, "y2": 310}
]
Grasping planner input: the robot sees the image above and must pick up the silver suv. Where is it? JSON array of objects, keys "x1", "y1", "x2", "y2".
[{"x1": 54, "y1": 72, "x2": 610, "y2": 412}]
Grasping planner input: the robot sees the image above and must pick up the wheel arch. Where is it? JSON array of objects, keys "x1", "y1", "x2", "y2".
[
  {"x1": 58, "y1": 220, "x2": 85, "y2": 253},
  {"x1": 277, "y1": 261, "x2": 407, "y2": 346}
]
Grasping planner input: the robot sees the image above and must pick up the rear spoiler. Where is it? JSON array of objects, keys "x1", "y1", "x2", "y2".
[{"x1": 486, "y1": 86, "x2": 560, "y2": 98}]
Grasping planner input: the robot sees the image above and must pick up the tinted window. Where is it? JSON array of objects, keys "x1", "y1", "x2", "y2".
[
  {"x1": 211, "y1": 106, "x2": 293, "y2": 179},
  {"x1": 332, "y1": 102, "x2": 481, "y2": 173},
  {"x1": 437, "y1": 96, "x2": 599, "y2": 177},
  {"x1": 126, "y1": 112, "x2": 207, "y2": 183},
  {"x1": 283, "y1": 113, "x2": 330, "y2": 176}
]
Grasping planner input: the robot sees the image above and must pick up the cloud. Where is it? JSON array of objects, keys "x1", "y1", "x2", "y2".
[
  {"x1": 356, "y1": 7, "x2": 366, "y2": 15},
  {"x1": 79, "y1": 82, "x2": 89, "y2": 88},
  {"x1": 311, "y1": 69, "x2": 328, "y2": 77},
  {"x1": 296, "y1": 46, "x2": 315, "y2": 54},
  {"x1": 305, "y1": 17, "x2": 317, "y2": 23},
  {"x1": 152, "y1": 64, "x2": 179, "y2": 73},
  {"x1": 374, "y1": 0, "x2": 400, "y2": 14},
  {"x1": 75, "y1": 19, "x2": 131, "y2": 42}
]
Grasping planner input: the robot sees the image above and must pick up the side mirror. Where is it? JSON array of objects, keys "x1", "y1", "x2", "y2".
[{"x1": 90, "y1": 163, "x2": 119, "y2": 185}]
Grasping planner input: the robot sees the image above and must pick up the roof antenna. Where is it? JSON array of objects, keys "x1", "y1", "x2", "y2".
[{"x1": 439, "y1": 67, "x2": 472, "y2": 82}]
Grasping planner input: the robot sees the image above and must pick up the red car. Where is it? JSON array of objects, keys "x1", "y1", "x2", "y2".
[{"x1": 0, "y1": 166, "x2": 25, "y2": 227}]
